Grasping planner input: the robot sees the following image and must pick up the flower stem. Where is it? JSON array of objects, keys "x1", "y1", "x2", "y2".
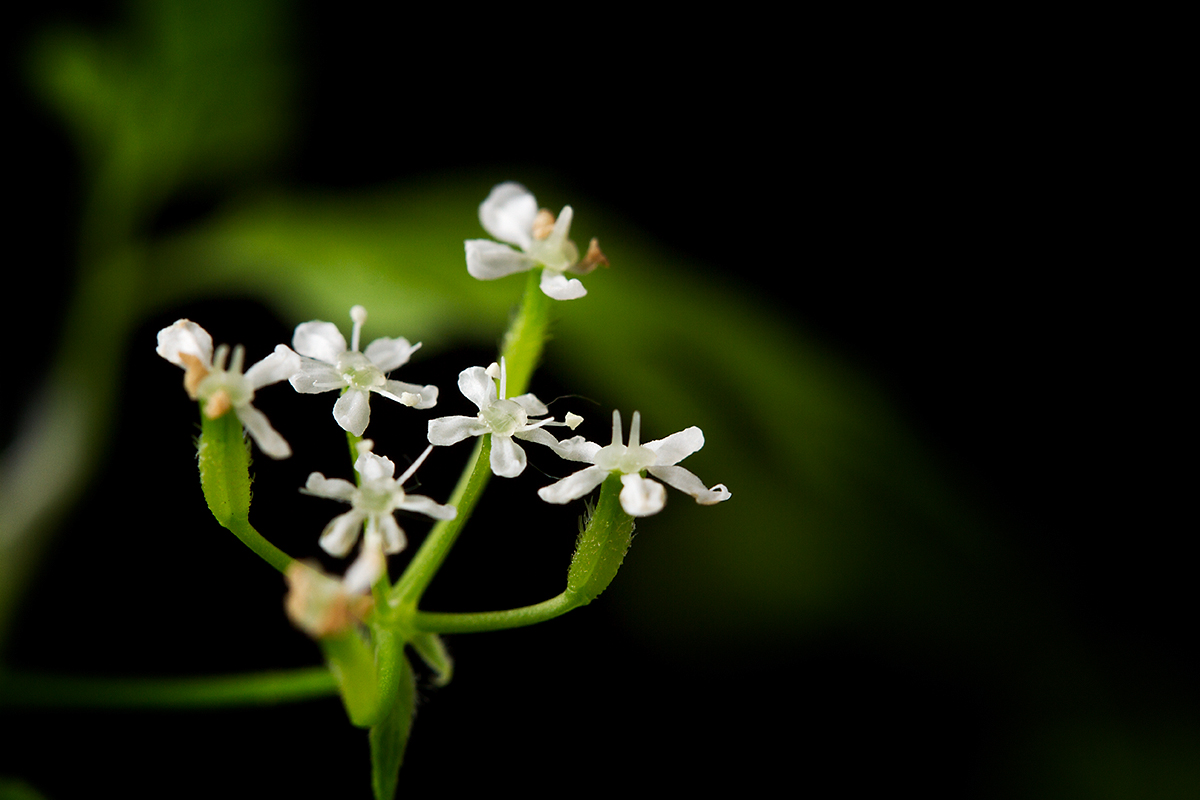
[
  {"x1": 390, "y1": 268, "x2": 554, "y2": 611},
  {"x1": 389, "y1": 435, "x2": 492, "y2": 609},
  {"x1": 500, "y1": 267, "x2": 553, "y2": 398},
  {"x1": 411, "y1": 593, "x2": 580, "y2": 633}
]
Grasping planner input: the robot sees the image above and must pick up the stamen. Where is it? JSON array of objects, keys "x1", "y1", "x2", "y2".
[
  {"x1": 498, "y1": 357, "x2": 508, "y2": 400},
  {"x1": 212, "y1": 344, "x2": 230, "y2": 371},
  {"x1": 629, "y1": 411, "x2": 642, "y2": 448},
  {"x1": 178, "y1": 353, "x2": 209, "y2": 399},
  {"x1": 350, "y1": 305, "x2": 368, "y2": 352},
  {"x1": 575, "y1": 238, "x2": 609, "y2": 275},
  {"x1": 205, "y1": 389, "x2": 232, "y2": 419},
  {"x1": 532, "y1": 209, "x2": 556, "y2": 240},
  {"x1": 611, "y1": 409, "x2": 623, "y2": 447},
  {"x1": 396, "y1": 444, "x2": 435, "y2": 486}
]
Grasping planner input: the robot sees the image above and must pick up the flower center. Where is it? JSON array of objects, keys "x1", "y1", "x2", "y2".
[
  {"x1": 196, "y1": 369, "x2": 253, "y2": 417},
  {"x1": 356, "y1": 478, "x2": 401, "y2": 514},
  {"x1": 480, "y1": 399, "x2": 528, "y2": 437},
  {"x1": 337, "y1": 351, "x2": 385, "y2": 391},
  {"x1": 593, "y1": 443, "x2": 656, "y2": 475}
]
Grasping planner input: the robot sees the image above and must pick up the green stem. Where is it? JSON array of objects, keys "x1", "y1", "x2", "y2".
[
  {"x1": 389, "y1": 436, "x2": 492, "y2": 609},
  {"x1": 198, "y1": 410, "x2": 293, "y2": 573},
  {"x1": 0, "y1": 667, "x2": 336, "y2": 709},
  {"x1": 389, "y1": 269, "x2": 554, "y2": 611},
  {"x1": 411, "y1": 593, "x2": 581, "y2": 634},
  {"x1": 499, "y1": 267, "x2": 553, "y2": 398}
]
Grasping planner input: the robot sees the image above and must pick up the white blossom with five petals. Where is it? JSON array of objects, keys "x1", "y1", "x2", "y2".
[
  {"x1": 303, "y1": 441, "x2": 456, "y2": 592},
  {"x1": 289, "y1": 305, "x2": 438, "y2": 436},
  {"x1": 156, "y1": 319, "x2": 300, "y2": 459},
  {"x1": 538, "y1": 410, "x2": 731, "y2": 516},
  {"x1": 465, "y1": 182, "x2": 606, "y2": 301},
  {"x1": 427, "y1": 359, "x2": 578, "y2": 478}
]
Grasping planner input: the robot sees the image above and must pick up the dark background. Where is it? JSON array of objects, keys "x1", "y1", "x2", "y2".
[{"x1": 3, "y1": 3, "x2": 1186, "y2": 798}]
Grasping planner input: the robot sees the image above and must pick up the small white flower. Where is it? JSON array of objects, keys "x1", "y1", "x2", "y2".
[
  {"x1": 427, "y1": 359, "x2": 569, "y2": 478},
  {"x1": 289, "y1": 305, "x2": 438, "y2": 437},
  {"x1": 465, "y1": 182, "x2": 607, "y2": 301},
  {"x1": 156, "y1": 319, "x2": 300, "y2": 459},
  {"x1": 538, "y1": 410, "x2": 731, "y2": 517},
  {"x1": 303, "y1": 441, "x2": 456, "y2": 592}
]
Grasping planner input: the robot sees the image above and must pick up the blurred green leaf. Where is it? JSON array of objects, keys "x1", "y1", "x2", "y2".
[{"x1": 27, "y1": 0, "x2": 291, "y2": 237}]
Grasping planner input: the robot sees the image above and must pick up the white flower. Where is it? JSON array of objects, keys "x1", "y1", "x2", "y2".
[
  {"x1": 289, "y1": 305, "x2": 438, "y2": 437},
  {"x1": 537, "y1": 410, "x2": 731, "y2": 517},
  {"x1": 427, "y1": 359, "x2": 574, "y2": 478},
  {"x1": 464, "y1": 182, "x2": 607, "y2": 301},
  {"x1": 303, "y1": 441, "x2": 456, "y2": 592},
  {"x1": 156, "y1": 319, "x2": 300, "y2": 459}
]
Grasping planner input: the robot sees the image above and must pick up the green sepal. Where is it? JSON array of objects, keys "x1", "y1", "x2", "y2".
[
  {"x1": 369, "y1": 651, "x2": 416, "y2": 800},
  {"x1": 319, "y1": 628, "x2": 381, "y2": 728},
  {"x1": 566, "y1": 473, "x2": 636, "y2": 604},
  {"x1": 410, "y1": 631, "x2": 453, "y2": 686}
]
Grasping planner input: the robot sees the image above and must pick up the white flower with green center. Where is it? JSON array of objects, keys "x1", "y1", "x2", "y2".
[
  {"x1": 303, "y1": 442, "x2": 456, "y2": 592},
  {"x1": 538, "y1": 410, "x2": 731, "y2": 516},
  {"x1": 155, "y1": 319, "x2": 300, "y2": 459},
  {"x1": 289, "y1": 305, "x2": 438, "y2": 436},
  {"x1": 465, "y1": 182, "x2": 607, "y2": 301},
  {"x1": 427, "y1": 359, "x2": 577, "y2": 478}
]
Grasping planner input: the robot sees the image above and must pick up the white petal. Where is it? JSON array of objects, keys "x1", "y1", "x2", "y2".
[
  {"x1": 545, "y1": 434, "x2": 602, "y2": 463},
  {"x1": 354, "y1": 451, "x2": 396, "y2": 481},
  {"x1": 333, "y1": 389, "x2": 372, "y2": 436},
  {"x1": 292, "y1": 320, "x2": 347, "y2": 363},
  {"x1": 478, "y1": 181, "x2": 537, "y2": 248},
  {"x1": 489, "y1": 435, "x2": 527, "y2": 478},
  {"x1": 364, "y1": 337, "x2": 420, "y2": 373},
  {"x1": 378, "y1": 514, "x2": 408, "y2": 554},
  {"x1": 466, "y1": 239, "x2": 537, "y2": 280},
  {"x1": 342, "y1": 537, "x2": 386, "y2": 593},
  {"x1": 428, "y1": 415, "x2": 489, "y2": 446},
  {"x1": 539, "y1": 269, "x2": 587, "y2": 301},
  {"x1": 514, "y1": 426, "x2": 561, "y2": 451},
  {"x1": 528, "y1": 205, "x2": 577, "y2": 270},
  {"x1": 303, "y1": 472, "x2": 357, "y2": 501},
  {"x1": 378, "y1": 380, "x2": 438, "y2": 409},
  {"x1": 235, "y1": 405, "x2": 291, "y2": 459},
  {"x1": 156, "y1": 319, "x2": 213, "y2": 367},
  {"x1": 619, "y1": 474, "x2": 667, "y2": 517},
  {"x1": 320, "y1": 509, "x2": 366, "y2": 557},
  {"x1": 398, "y1": 494, "x2": 458, "y2": 521},
  {"x1": 646, "y1": 465, "x2": 731, "y2": 505},
  {"x1": 289, "y1": 358, "x2": 345, "y2": 393},
  {"x1": 457, "y1": 366, "x2": 496, "y2": 410},
  {"x1": 537, "y1": 466, "x2": 609, "y2": 504},
  {"x1": 244, "y1": 344, "x2": 301, "y2": 390},
  {"x1": 645, "y1": 426, "x2": 705, "y2": 466},
  {"x1": 509, "y1": 392, "x2": 548, "y2": 416}
]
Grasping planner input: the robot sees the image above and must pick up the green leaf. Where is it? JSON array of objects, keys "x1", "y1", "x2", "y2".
[{"x1": 369, "y1": 651, "x2": 416, "y2": 800}]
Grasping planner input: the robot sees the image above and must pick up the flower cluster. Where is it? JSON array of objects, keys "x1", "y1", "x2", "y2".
[{"x1": 157, "y1": 181, "x2": 729, "y2": 635}]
